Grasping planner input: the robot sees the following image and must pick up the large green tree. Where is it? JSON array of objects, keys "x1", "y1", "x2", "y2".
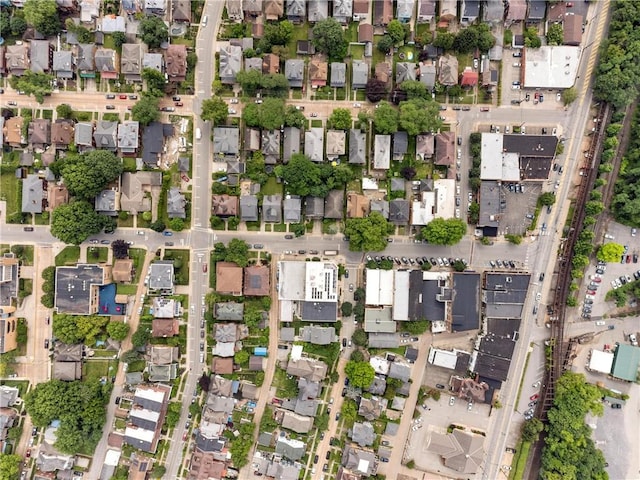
[
  {"x1": 106, "y1": 321, "x2": 130, "y2": 341},
  {"x1": 225, "y1": 238, "x2": 250, "y2": 267},
  {"x1": 53, "y1": 314, "x2": 110, "y2": 345},
  {"x1": 284, "y1": 106, "x2": 306, "y2": 129},
  {"x1": 400, "y1": 80, "x2": 430, "y2": 100},
  {"x1": 399, "y1": 98, "x2": 442, "y2": 135},
  {"x1": 61, "y1": 150, "x2": 123, "y2": 200},
  {"x1": 277, "y1": 154, "x2": 353, "y2": 198},
  {"x1": 419, "y1": 218, "x2": 467, "y2": 245},
  {"x1": 547, "y1": 23, "x2": 564, "y2": 46},
  {"x1": 263, "y1": 20, "x2": 294, "y2": 46},
  {"x1": 9, "y1": 71, "x2": 54, "y2": 103},
  {"x1": 0, "y1": 454, "x2": 21, "y2": 480},
  {"x1": 51, "y1": 202, "x2": 109, "y2": 245},
  {"x1": 200, "y1": 97, "x2": 229, "y2": 125},
  {"x1": 24, "y1": 0, "x2": 60, "y2": 35},
  {"x1": 131, "y1": 95, "x2": 161, "y2": 125},
  {"x1": 312, "y1": 18, "x2": 347, "y2": 61},
  {"x1": 328, "y1": 108, "x2": 352, "y2": 130},
  {"x1": 596, "y1": 242, "x2": 625, "y2": 263},
  {"x1": 242, "y1": 98, "x2": 285, "y2": 130},
  {"x1": 386, "y1": 20, "x2": 405, "y2": 44},
  {"x1": 142, "y1": 68, "x2": 167, "y2": 95},
  {"x1": 344, "y1": 212, "x2": 395, "y2": 251},
  {"x1": 344, "y1": 361, "x2": 375, "y2": 388},
  {"x1": 373, "y1": 102, "x2": 399, "y2": 134},
  {"x1": 365, "y1": 78, "x2": 388, "y2": 103},
  {"x1": 139, "y1": 15, "x2": 168, "y2": 49}
]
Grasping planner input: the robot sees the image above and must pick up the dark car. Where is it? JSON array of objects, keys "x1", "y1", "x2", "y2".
[
  {"x1": 32, "y1": 428, "x2": 38, "y2": 436},
  {"x1": 165, "y1": 242, "x2": 174, "y2": 246},
  {"x1": 284, "y1": 235, "x2": 294, "y2": 239},
  {"x1": 23, "y1": 226, "x2": 34, "y2": 232},
  {"x1": 163, "y1": 231, "x2": 173, "y2": 236},
  {"x1": 342, "y1": 338, "x2": 347, "y2": 347},
  {"x1": 172, "y1": 95, "x2": 181, "y2": 101},
  {"x1": 341, "y1": 388, "x2": 347, "y2": 397},
  {"x1": 129, "y1": 94, "x2": 138, "y2": 100},
  {"x1": 314, "y1": 455, "x2": 319, "y2": 464},
  {"x1": 105, "y1": 105, "x2": 116, "y2": 110},
  {"x1": 436, "y1": 384, "x2": 446, "y2": 389},
  {"x1": 326, "y1": 451, "x2": 331, "y2": 460},
  {"x1": 44, "y1": 339, "x2": 49, "y2": 349},
  {"x1": 199, "y1": 343, "x2": 204, "y2": 351},
  {"x1": 344, "y1": 378, "x2": 349, "y2": 386},
  {"x1": 611, "y1": 403, "x2": 622, "y2": 409},
  {"x1": 161, "y1": 106, "x2": 175, "y2": 112},
  {"x1": 115, "y1": 396, "x2": 121, "y2": 405},
  {"x1": 106, "y1": 94, "x2": 116, "y2": 99},
  {"x1": 634, "y1": 253, "x2": 638, "y2": 263}
]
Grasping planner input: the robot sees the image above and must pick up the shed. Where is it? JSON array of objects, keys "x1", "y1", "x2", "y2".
[{"x1": 254, "y1": 347, "x2": 268, "y2": 357}]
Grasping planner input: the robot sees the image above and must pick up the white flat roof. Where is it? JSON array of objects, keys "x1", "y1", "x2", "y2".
[
  {"x1": 134, "y1": 387, "x2": 166, "y2": 404},
  {"x1": 130, "y1": 408, "x2": 160, "y2": 423},
  {"x1": 305, "y1": 262, "x2": 338, "y2": 302},
  {"x1": 589, "y1": 349, "x2": 614, "y2": 374},
  {"x1": 393, "y1": 270, "x2": 410, "y2": 321},
  {"x1": 365, "y1": 269, "x2": 393, "y2": 306},
  {"x1": 428, "y1": 347, "x2": 458, "y2": 370},
  {"x1": 104, "y1": 450, "x2": 121, "y2": 466},
  {"x1": 290, "y1": 344, "x2": 303, "y2": 361},
  {"x1": 434, "y1": 179, "x2": 455, "y2": 219},
  {"x1": 124, "y1": 426, "x2": 155, "y2": 442},
  {"x1": 278, "y1": 261, "x2": 306, "y2": 301},
  {"x1": 362, "y1": 177, "x2": 379, "y2": 190},
  {"x1": 480, "y1": 133, "x2": 504, "y2": 180},
  {"x1": 369, "y1": 356, "x2": 390, "y2": 375},
  {"x1": 279, "y1": 299, "x2": 294, "y2": 322},
  {"x1": 523, "y1": 45, "x2": 580, "y2": 89}
]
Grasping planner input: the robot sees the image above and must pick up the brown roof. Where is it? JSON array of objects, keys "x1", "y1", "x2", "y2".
[
  {"x1": 375, "y1": 62, "x2": 391, "y2": 84},
  {"x1": 435, "y1": 131, "x2": 455, "y2": 166},
  {"x1": 243, "y1": 264, "x2": 270, "y2": 296},
  {"x1": 165, "y1": 44, "x2": 187, "y2": 82},
  {"x1": 216, "y1": 262, "x2": 243, "y2": 296},
  {"x1": 262, "y1": 53, "x2": 280, "y2": 74},
  {"x1": 108, "y1": 432, "x2": 124, "y2": 448},
  {"x1": 264, "y1": 0, "x2": 284, "y2": 19},
  {"x1": 374, "y1": 0, "x2": 393, "y2": 25},
  {"x1": 152, "y1": 319, "x2": 179, "y2": 337},
  {"x1": 358, "y1": 23, "x2": 373, "y2": 43},
  {"x1": 563, "y1": 14, "x2": 583, "y2": 46},
  {"x1": 347, "y1": 193, "x2": 370, "y2": 218},
  {"x1": 309, "y1": 58, "x2": 328, "y2": 86},
  {"x1": 3, "y1": 117, "x2": 24, "y2": 146},
  {"x1": 353, "y1": 0, "x2": 369, "y2": 14},
  {"x1": 189, "y1": 452, "x2": 227, "y2": 480},
  {"x1": 213, "y1": 357, "x2": 234, "y2": 374},
  {"x1": 212, "y1": 194, "x2": 239, "y2": 217},
  {"x1": 112, "y1": 258, "x2": 134, "y2": 282},
  {"x1": 29, "y1": 119, "x2": 51, "y2": 147},
  {"x1": 51, "y1": 120, "x2": 74, "y2": 147},
  {"x1": 128, "y1": 454, "x2": 152, "y2": 480}
]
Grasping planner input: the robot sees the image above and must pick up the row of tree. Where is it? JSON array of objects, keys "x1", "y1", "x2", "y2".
[
  {"x1": 432, "y1": 24, "x2": 496, "y2": 54},
  {"x1": 373, "y1": 99, "x2": 443, "y2": 136},
  {"x1": 612, "y1": 107, "x2": 640, "y2": 226},
  {"x1": 53, "y1": 314, "x2": 130, "y2": 345}
]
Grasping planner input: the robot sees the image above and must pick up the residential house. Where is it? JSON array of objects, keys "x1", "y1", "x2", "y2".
[
  {"x1": 101, "y1": 15, "x2": 126, "y2": 32},
  {"x1": 435, "y1": 131, "x2": 455, "y2": 166},
  {"x1": 262, "y1": 130, "x2": 281, "y2": 164},
  {"x1": 330, "y1": 62, "x2": 346, "y2": 88},
  {"x1": 211, "y1": 194, "x2": 239, "y2": 217},
  {"x1": 347, "y1": 193, "x2": 370, "y2": 218},
  {"x1": 393, "y1": 131, "x2": 408, "y2": 160},
  {"x1": 245, "y1": 57, "x2": 262, "y2": 72},
  {"x1": 74, "y1": 122, "x2": 94, "y2": 150},
  {"x1": 326, "y1": 130, "x2": 346, "y2": 159},
  {"x1": 124, "y1": 385, "x2": 171, "y2": 454},
  {"x1": 0, "y1": 255, "x2": 19, "y2": 309},
  {"x1": 564, "y1": 14, "x2": 583, "y2": 46},
  {"x1": 528, "y1": 0, "x2": 547, "y2": 23},
  {"x1": 167, "y1": 187, "x2": 187, "y2": 218},
  {"x1": 5, "y1": 44, "x2": 29, "y2": 76},
  {"x1": 244, "y1": 264, "x2": 270, "y2": 296},
  {"x1": 396, "y1": 62, "x2": 416, "y2": 85},
  {"x1": 95, "y1": 48, "x2": 119, "y2": 79},
  {"x1": 245, "y1": 128, "x2": 260, "y2": 152},
  {"x1": 215, "y1": 302, "x2": 244, "y2": 321},
  {"x1": 505, "y1": 0, "x2": 527, "y2": 25},
  {"x1": 120, "y1": 171, "x2": 162, "y2": 214},
  {"x1": 215, "y1": 263, "x2": 242, "y2": 296},
  {"x1": 95, "y1": 189, "x2": 119, "y2": 216},
  {"x1": 283, "y1": 127, "x2": 300, "y2": 163},
  {"x1": 54, "y1": 264, "x2": 110, "y2": 314},
  {"x1": 172, "y1": 0, "x2": 191, "y2": 22},
  {"x1": 29, "y1": 119, "x2": 51, "y2": 150},
  {"x1": 80, "y1": 0, "x2": 100, "y2": 23},
  {"x1": 358, "y1": 397, "x2": 384, "y2": 421},
  {"x1": 30, "y1": 40, "x2": 52, "y2": 74},
  {"x1": 285, "y1": 59, "x2": 304, "y2": 87},
  {"x1": 112, "y1": 258, "x2": 134, "y2": 283},
  {"x1": 264, "y1": 0, "x2": 284, "y2": 20},
  {"x1": 305, "y1": 127, "x2": 324, "y2": 162},
  {"x1": 51, "y1": 120, "x2": 74, "y2": 149},
  {"x1": 262, "y1": 53, "x2": 280, "y2": 74},
  {"x1": 418, "y1": 0, "x2": 436, "y2": 22},
  {"x1": 389, "y1": 199, "x2": 410, "y2": 225},
  {"x1": 283, "y1": 195, "x2": 302, "y2": 223},
  {"x1": 47, "y1": 183, "x2": 69, "y2": 212},
  {"x1": 438, "y1": 54, "x2": 459, "y2": 86},
  {"x1": 439, "y1": 0, "x2": 457, "y2": 21},
  {"x1": 484, "y1": 0, "x2": 505, "y2": 23},
  {"x1": 213, "y1": 127, "x2": 240, "y2": 159},
  {"x1": 53, "y1": 50, "x2": 74, "y2": 79},
  {"x1": 324, "y1": 190, "x2": 344, "y2": 220},
  {"x1": 281, "y1": 411, "x2": 313, "y2": 433},
  {"x1": 165, "y1": 44, "x2": 187, "y2": 82},
  {"x1": 309, "y1": 58, "x2": 328, "y2": 88},
  {"x1": 305, "y1": 196, "x2": 324, "y2": 219},
  {"x1": 352, "y1": 60, "x2": 369, "y2": 88},
  {"x1": 240, "y1": 195, "x2": 259, "y2": 222},
  {"x1": 373, "y1": 0, "x2": 393, "y2": 25},
  {"x1": 94, "y1": 120, "x2": 118, "y2": 150},
  {"x1": 349, "y1": 129, "x2": 366, "y2": 165},
  {"x1": 351, "y1": 422, "x2": 375, "y2": 447},
  {"x1": 419, "y1": 62, "x2": 437, "y2": 89},
  {"x1": 0, "y1": 385, "x2": 19, "y2": 408},
  {"x1": 0, "y1": 307, "x2": 17, "y2": 354},
  {"x1": 77, "y1": 44, "x2": 96, "y2": 77},
  {"x1": 426, "y1": 428, "x2": 485, "y2": 474},
  {"x1": 352, "y1": 0, "x2": 369, "y2": 20},
  {"x1": 263, "y1": 194, "x2": 282, "y2": 223},
  {"x1": 53, "y1": 343, "x2": 83, "y2": 380},
  {"x1": 373, "y1": 135, "x2": 391, "y2": 170},
  {"x1": 142, "y1": 122, "x2": 173, "y2": 166},
  {"x1": 286, "y1": 0, "x2": 305, "y2": 22},
  {"x1": 148, "y1": 261, "x2": 175, "y2": 295},
  {"x1": 461, "y1": 0, "x2": 480, "y2": 24},
  {"x1": 117, "y1": 121, "x2": 140, "y2": 154},
  {"x1": 145, "y1": 0, "x2": 166, "y2": 16},
  {"x1": 243, "y1": 0, "x2": 262, "y2": 16},
  {"x1": 460, "y1": 68, "x2": 479, "y2": 87},
  {"x1": 308, "y1": 0, "x2": 328, "y2": 22},
  {"x1": 121, "y1": 43, "x2": 144, "y2": 82},
  {"x1": 375, "y1": 62, "x2": 392, "y2": 87},
  {"x1": 219, "y1": 45, "x2": 242, "y2": 84},
  {"x1": 333, "y1": 0, "x2": 352, "y2": 23},
  {"x1": 416, "y1": 133, "x2": 435, "y2": 160},
  {"x1": 3, "y1": 117, "x2": 24, "y2": 147},
  {"x1": 275, "y1": 437, "x2": 306, "y2": 461},
  {"x1": 396, "y1": 0, "x2": 414, "y2": 22},
  {"x1": 226, "y1": 0, "x2": 242, "y2": 20}
]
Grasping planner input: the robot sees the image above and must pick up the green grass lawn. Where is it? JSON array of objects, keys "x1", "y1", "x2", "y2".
[
  {"x1": 273, "y1": 223, "x2": 287, "y2": 232},
  {"x1": 116, "y1": 284, "x2": 138, "y2": 295},
  {"x1": 163, "y1": 249, "x2": 190, "y2": 285},
  {"x1": 509, "y1": 441, "x2": 531, "y2": 480},
  {"x1": 34, "y1": 213, "x2": 50, "y2": 225},
  {"x1": 350, "y1": 45, "x2": 365, "y2": 59},
  {"x1": 261, "y1": 176, "x2": 283, "y2": 196},
  {"x1": 83, "y1": 360, "x2": 112, "y2": 380},
  {"x1": 345, "y1": 23, "x2": 358, "y2": 43},
  {"x1": 287, "y1": 22, "x2": 310, "y2": 59},
  {"x1": 87, "y1": 246, "x2": 109, "y2": 263},
  {"x1": 118, "y1": 214, "x2": 134, "y2": 228},
  {"x1": 11, "y1": 245, "x2": 34, "y2": 265},
  {"x1": 311, "y1": 120, "x2": 323, "y2": 128},
  {"x1": 129, "y1": 248, "x2": 147, "y2": 283},
  {"x1": 0, "y1": 173, "x2": 21, "y2": 220},
  {"x1": 55, "y1": 246, "x2": 80, "y2": 266}
]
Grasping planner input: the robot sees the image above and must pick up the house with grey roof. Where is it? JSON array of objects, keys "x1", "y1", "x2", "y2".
[
  {"x1": 389, "y1": 199, "x2": 410, "y2": 225},
  {"x1": 282, "y1": 196, "x2": 301, "y2": 222},
  {"x1": 240, "y1": 195, "x2": 259, "y2": 222},
  {"x1": 215, "y1": 302, "x2": 245, "y2": 321},
  {"x1": 484, "y1": 0, "x2": 505, "y2": 23},
  {"x1": 352, "y1": 60, "x2": 369, "y2": 88},
  {"x1": 29, "y1": 119, "x2": 51, "y2": 150},
  {"x1": 349, "y1": 129, "x2": 366, "y2": 164},
  {"x1": 330, "y1": 62, "x2": 346, "y2": 87},
  {"x1": 245, "y1": 57, "x2": 262, "y2": 72},
  {"x1": 397, "y1": 0, "x2": 415, "y2": 22},
  {"x1": 275, "y1": 437, "x2": 306, "y2": 461},
  {"x1": 145, "y1": 0, "x2": 166, "y2": 15},
  {"x1": 286, "y1": 0, "x2": 306, "y2": 22},
  {"x1": 461, "y1": 0, "x2": 480, "y2": 23},
  {"x1": 368, "y1": 333, "x2": 400, "y2": 348},
  {"x1": 243, "y1": 0, "x2": 263, "y2": 15},
  {"x1": 420, "y1": 62, "x2": 437, "y2": 88},
  {"x1": 373, "y1": 135, "x2": 391, "y2": 170},
  {"x1": 393, "y1": 132, "x2": 408, "y2": 160},
  {"x1": 121, "y1": 43, "x2": 144, "y2": 82},
  {"x1": 305, "y1": 196, "x2": 324, "y2": 219},
  {"x1": 5, "y1": 44, "x2": 30, "y2": 76},
  {"x1": 77, "y1": 44, "x2": 96, "y2": 77},
  {"x1": 141, "y1": 122, "x2": 172, "y2": 167},
  {"x1": 262, "y1": 130, "x2": 281, "y2": 164},
  {"x1": 351, "y1": 422, "x2": 375, "y2": 447},
  {"x1": 172, "y1": 0, "x2": 191, "y2": 21},
  {"x1": 370, "y1": 199, "x2": 389, "y2": 219},
  {"x1": 95, "y1": 189, "x2": 119, "y2": 216},
  {"x1": 358, "y1": 396, "x2": 385, "y2": 421},
  {"x1": 396, "y1": 62, "x2": 416, "y2": 84},
  {"x1": 285, "y1": 59, "x2": 304, "y2": 87},
  {"x1": 167, "y1": 187, "x2": 187, "y2": 218},
  {"x1": 95, "y1": 48, "x2": 118, "y2": 79},
  {"x1": 0, "y1": 386, "x2": 19, "y2": 408},
  {"x1": 219, "y1": 45, "x2": 242, "y2": 84},
  {"x1": 148, "y1": 261, "x2": 174, "y2": 295},
  {"x1": 281, "y1": 411, "x2": 313, "y2": 433},
  {"x1": 305, "y1": 127, "x2": 324, "y2": 162},
  {"x1": 263, "y1": 194, "x2": 282, "y2": 223},
  {"x1": 53, "y1": 50, "x2": 74, "y2": 78},
  {"x1": 333, "y1": 0, "x2": 352, "y2": 22},
  {"x1": 308, "y1": 0, "x2": 328, "y2": 22},
  {"x1": 143, "y1": 52, "x2": 163, "y2": 72},
  {"x1": 324, "y1": 190, "x2": 344, "y2": 220},
  {"x1": 245, "y1": 128, "x2": 261, "y2": 151},
  {"x1": 22, "y1": 174, "x2": 44, "y2": 214},
  {"x1": 93, "y1": 120, "x2": 118, "y2": 152},
  {"x1": 30, "y1": 40, "x2": 52, "y2": 74},
  {"x1": 388, "y1": 361, "x2": 411, "y2": 382},
  {"x1": 213, "y1": 127, "x2": 240, "y2": 159},
  {"x1": 300, "y1": 326, "x2": 336, "y2": 345},
  {"x1": 120, "y1": 171, "x2": 162, "y2": 214},
  {"x1": 326, "y1": 130, "x2": 346, "y2": 159},
  {"x1": 439, "y1": 54, "x2": 459, "y2": 86},
  {"x1": 418, "y1": 0, "x2": 436, "y2": 21},
  {"x1": 283, "y1": 127, "x2": 300, "y2": 162},
  {"x1": 80, "y1": 0, "x2": 99, "y2": 22},
  {"x1": 117, "y1": 121, "x2": 139, "y2": 154},
  {"x1": 101, "y1": 15, "x2": 126, "y2": 32}
]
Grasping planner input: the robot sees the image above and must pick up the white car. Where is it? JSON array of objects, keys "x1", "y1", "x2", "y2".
[
  {"x1": 229, "y1": 108, "x2": 236, "y2": 114},
  {"x1": 611, "y1": 280, "x2": 619, "y2": 289},
  {"x1": 230, "y1": 98, "x2": 239, "y2": 104},
  {"x1": 455, "y1": 209, "x2": 461, "y2": 218},
  {"x1": 353, "y1": 103, "x2": 361, "y2": 108},
  {"x1": 556, "y1": 92, "x2": 562, "y2": 102},
  {"x1": 585, "y1": 294, "x2": 596, "y2": 300},
  {"x1": 449, "y1": 396, "x2": 455, "y2": 406},
  {"x1": 536, "y1": 292, "x2": 541, "y2": 301}
]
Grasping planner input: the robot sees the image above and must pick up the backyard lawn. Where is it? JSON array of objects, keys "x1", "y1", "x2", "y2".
[
  {"x1": 55, "y1": 246, "x2": 80, "y2": 266},
  {"x1": 87, "y1": 246, "x2": 109, "y2": 263},
  {"x1": 129, "y1": 248, "x2": 147, "y2": 283},
  {"x1": 0, "y1": 173, "x2": 21, "y2": 220},
  {"x1": 286, "y1": 22, "x2": 310, "y2": 59},
  {"x1": 261, "y1": 176, "x2": 283, "y2": 196},
  {"x1": 163, "y1": 249, "x2": 190, "y2": 285}
]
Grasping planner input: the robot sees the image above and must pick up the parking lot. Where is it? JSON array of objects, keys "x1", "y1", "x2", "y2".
[{"x1": 500, "y1": 182, "x2": 542, "y2": 236}]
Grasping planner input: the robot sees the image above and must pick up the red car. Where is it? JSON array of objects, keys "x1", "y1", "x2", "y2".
[
  {"x1": 530, "y1": 394, "x2": 539, "y2": 401},
  {"x1": 175, "y1": 101, "x2": 184, "y2": 107},
  {"x1": 182, "y1": 431, "x2": 188, "y2": 441},
  {"x1": 587, "y1": 290, "x2": 597, "y2": 295},
  {"x1": 591, "y1": 277, "x2": 602, "y2": 283},
  {"x1": 119, "y1": 94, "x2": 128, "y2": 99},
  {"x1": 202, "y1": 263, "x2": 208, "y2": 273},
  {"x1": 26, "y1": 449, "x2": 31, "y2": 458}
]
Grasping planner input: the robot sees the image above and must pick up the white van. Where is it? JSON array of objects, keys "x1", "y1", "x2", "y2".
[
  {"x1": 195, "y1": 128, "x2": 202, "y2": 140},
  {"x1": 202, "y1": 15, "x2": 208, "y2": 26}
]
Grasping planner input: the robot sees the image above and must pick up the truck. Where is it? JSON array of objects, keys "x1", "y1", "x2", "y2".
[
  {"x1": 323, "y1": 250, "x2": 338, "y2": 256},
  {"x1": 195, "y1": 128, "x2": 202, "y2": 140}
]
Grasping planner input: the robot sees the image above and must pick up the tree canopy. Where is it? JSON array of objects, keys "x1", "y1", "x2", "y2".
[
  {"x1": 344, "y1": 361, "x2": 375, "y2": 388},
  {"x1": 386, "y1": 20, "x2": 405, "y2": 45},
  {"x1": 131, "y1": 95, "x2": 161, "y2": 125},
  {"x1": 284, "y1": 106, "x2": 306, "y2": 129},
  {"x1": 61, "y1": 150, "x2": 123, "y2": 200},
  {"x1": 373, "y1": 102, "x2": 399, "y2": 134},
  {"x1": 9, "y1": 71, "x2": 54, "y2": 103},
  {"x1": 142, "y1": 68, "x2": 167, "y2": 95},
  {"x1": 111, "y1": 239, "x2": 130, "y2": 259},
  {"x1": 24, "y1": 380, "x2": 110, "y2": 454},
  {"x1": 106, "y1": 321, "x2": 130, "y2": 341},
  {"x1": 312, "y1": 18, "x2": 347, "y2": 61},
  {"x1": 200, "y1": 97, "x2": 229, "y2": 125},
  {"x1": 0, "y1": 454, "x2": 21, "y2": 480},
  {"x1": 51, "y1": 201, "x2": 109, "y2": 245},
  {"x1": 263, "y1": 20, "x2": 294, "y2": 46},
  {"x1": 597, "y1": 242, "x2": 625, "y2": 263},
  {"x1": 419, "y1": 218, "x2": 467, "y2": 245},
  {"x1": 139, "y1": 15, "x2": 168, "y2": 49},
  {"x1": 399, "y1": 98, "x2": 442, "y2": 135},
  {"x1": 24, "y1": 0, "x2": 60, "y2": 35},
  {"x1": 539, "y1": 192, "x2": 556, "y2": 206},
  {"x1": 344, "y1": 212, "x2": 395, "y2": 251},
  {"x1": 612, "y1": 106, "x2": 640, "y2": 226},
  {"x1": 242, "y1": 98, "x2": 285, "y2": 130},
  {"x1": 211, "y1": 239, "x2": 251, "y2": 267},
  {"x1": 400, "y1": 80, "x2": 430, "y2": 100},
  {"x1": 53, "y1": 314, "x2": 110, "y2": 345},
  {"x1": 235, "y1": 70, "x2": 290, "y2": 97},
  {"x1": 365, "y1": 78, "x2": 388, "y2": 103},
  {"x1": 328, "y1": 108, "x2": 352, "y2": 130},
  {"x1": 547, "y1": 23, "x2": 564, "y2": 46},
  {"x1": 276, "y1": 153, "x2": 353, "y2": 197}
]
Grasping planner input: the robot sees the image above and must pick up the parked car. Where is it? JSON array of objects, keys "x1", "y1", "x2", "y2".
[{"x1": 449, "y1": 396, "x2": 455, "y2": 406}]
